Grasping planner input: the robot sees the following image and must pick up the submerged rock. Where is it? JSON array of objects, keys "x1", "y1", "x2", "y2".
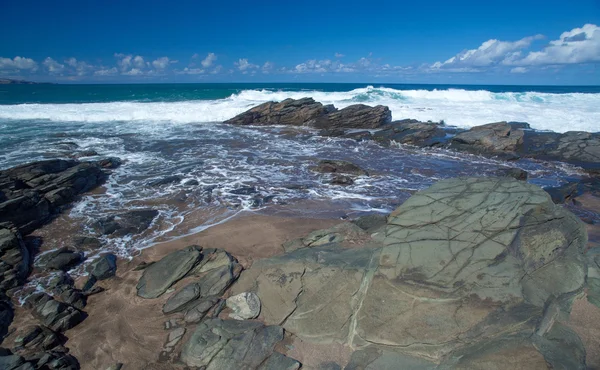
[
  {"x1": 94, "y1": 209, "x2": 159, "y2": 237},
  {"x1": 313, "y1": 160, "x2": 368, "y2": 176},
  {"x1": 35, "y1": 247, "x2": 84, "y2": 272},
  {"x1": 232, "y1": 177, "x2": 588, "y2": 368}
]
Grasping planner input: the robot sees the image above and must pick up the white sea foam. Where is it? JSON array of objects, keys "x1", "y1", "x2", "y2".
[{"x1": 0, "y1": 86, "x2": 599, "y2": 133}]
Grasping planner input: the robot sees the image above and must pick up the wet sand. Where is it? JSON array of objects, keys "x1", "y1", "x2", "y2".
[{"x1": 60, "y1": 213, "x2": 341, "y2": 369}]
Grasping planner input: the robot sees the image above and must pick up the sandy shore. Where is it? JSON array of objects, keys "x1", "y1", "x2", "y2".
[{"x1": 57, "y1": 213, "x2": 341, "y2": 369}]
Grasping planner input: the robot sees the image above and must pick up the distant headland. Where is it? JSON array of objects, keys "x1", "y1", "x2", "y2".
[{"x1": 0, "y1": 78, "x2": 55, "y2": 85}]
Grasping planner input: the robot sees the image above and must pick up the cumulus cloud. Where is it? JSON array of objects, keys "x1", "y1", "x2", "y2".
[
  {"x1": 123, "y1": 68, "x2": 143, "y2": 76},
  {"x1": 262, "y1": 61, "x2": 274, "y2": 73},
  {"x1": 94, "y1": 67, "x2": 118, "y2": 76},
  {"x1": 133, "y1": 55, "x2": 145, "y2": 68},
  {"x1": 64, "y1": 58, "x2": 93, "y2": 76},
  {"x1": 335, "y1": 53, "x2": 345, "y2": 58},
  {"x1": 43, "y1": 57, "x2": 65, "y2": 74},
  {"x1": 177, "y1": 67, "x2": 205, "y2": 75},
  {"x1": 114, "y1": 53, "x2": 147, "y2": 74},
  {"x1": 0, "y1": 56, "x2": 38, "y2": 71},
  {"x1": 512, "y1": 24, "x2": 600, "y2": 66},
  {"x1": 152, "y1": 56, "x2": 171, "y2": 70},
  {"x1": 200, "y1": 53, "x2": 217, "y2": 68},
  {"x1": 211, "y1": 65, "x2": 223, "y2": 74},
  {"x1": 510, "y1": 67, "x2": 528, "y2": 73},
  {"x1": 431, "y1": 34, "x2": 544, "y2": 71},
  {"x1": 235, "y1": 58, "x2": 258, "y2": 72}
]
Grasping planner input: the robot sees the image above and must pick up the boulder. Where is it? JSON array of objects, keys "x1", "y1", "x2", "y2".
[
  {"x1": 226, "y1": 292, "x2": 261, "y2": 320},
  {"x1": 180, "y1": 318, "x2": 292, "y2": 369},
  {"x1": 329, "y1": 174, "x2": 354, "y2": 186},
  {"x1": 313, "y1": 160, "x2": 368, "y2": 176},
  {"x1": 94, "y1": 209, "x2": 158, "y2": 237},
  {"x1": 0, "y1": 228, "x2": 30, "y2": 291},
  {"x1": 450, "y1": 122, "x2": 525, "y2": 155},
  {"x1": 147, "y1": 176, "x2": 181, "y2": 187},
  {"x1": 231, "y1": 177, "x2": 588, "y2": 367},
  {"x1": 495, "y1": 167, "x2": 528, "y2": 181},
  {"x1": 0, "y1": 159, "x2": 111, "y2": 234},
  {"x1": 224, "y1": 98, "x2": 332, "y2": 126},
  {"x1": 0, "y1": 293, "x2": 13, "y2": 342},
  {"x1": 35, "y1": 248, "x2": 83, "y2": 271},
  {"x1": 372, "y1": 119, "x2": 452, "y2": 147},
  {"x1": 136, "y1": 246, "x2": 202, "y2": 299},
  {"x1": 224, "y1": 98, "x2": 390, "y2": 129},
  {"x1": 24, "y1": 293, "x2": 84, "y2": 332},
  {"x1": 89, "y1": 254, "x2": 117, "y2": 280},
  {"x1": 13, "y1": 325, "x2": 62, "y2": 351}
]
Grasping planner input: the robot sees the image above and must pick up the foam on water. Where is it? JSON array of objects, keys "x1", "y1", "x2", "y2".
[{"x1": 1, "y1": 86, "x2": 599, "y2": 133}]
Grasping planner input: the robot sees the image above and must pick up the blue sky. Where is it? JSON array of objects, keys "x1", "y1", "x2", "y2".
[{"x1": 1, "y1": 0, "x2": 599, "y2": 84}]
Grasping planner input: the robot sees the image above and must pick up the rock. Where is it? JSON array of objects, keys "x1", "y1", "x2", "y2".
[
  {"x1": 495, "y1": 167, "x2": 528, "y2": 181},
  {"x1": 105, "y1": 364, "x2": 123, "y2": 370},
  {"x1": 72, "y1": 150, "x2": 98, "y2": 159},
  {"x1": 373, "y1": 120, "x2": 452, "y2": 147},
  {"x1": 224, "y1": 98, "x2": 390, "y2": 129},
  {"x1": 0, "y1": 293, "x2": 14, "y2": 341},
  {"x1": 136, "y1": 246, "x2": 202, "y2": 299},
  {"x1": 165, "y1": 327, "x2": 185, "y2": 348},
  {"x1": 226, "y1": 292, "x2": 261, "y2": 320},
  {"x1": 0, "y1": 228, "x2": 30, "y2": 291},
  {"x1": 352, "y1": 214, "x2": 388, "y2": 233},
  {"x1": 58, "y1": 288, "x2": 87, "y2": 310},
  {"x1": 163, "y1": 263, "x2": 242, "y2": 314},
  {"x1": 224, "y1": 98, "x2": 332, "y2": 126},
  {"x1": 258, "y1": 352, "x2": 301, "y2": 370},
  {"x1": 89, "y1": 254, "x2": 117, "y2": 280},
  {"x1": 72, "y1": 236, "x2": 102, "y2": 250},
  {"x1": 0, "y1": 353, "x2": 25, "y2": 370},
  {"x1": 184, "y1": 297, "x2": 221, "y2": 323},
  {"x1": 183, "y1": 179, "x2": 199, "y2": 186},
  {"x1": 25, "y1": 350, "x2": 80, "y2": 369},
  {"x1": 450, "y1": 122, "x2": 524, "y2": 155},
  {"x1": 94, "y1": 209, "x2": 158, "y2": 237},
  {"x1": 329, "y1": 174, "x2": 354, "y2": 186},
  {"x1": 0, "y1": 159, "x2": 109, "y2": 234},
  {"x1": 180, "y1": 318, "x2": 289, "y2": 369},
  {"x1": 147, "y1": 175, "x2": 181, "y2": 187},
  {"x1": 24, "y1": 293, "x2": 85, "y2": 332},
  {"x1": 313, "y1": 160, "x2": 368, "y2": 176},
  {"x1": 314, "y1": 104, "x2": 391, "y2": 129},
  {"x1": 229, "y1": 186, "x2": 257, "y2": 195},
  {"x1": 96, "y1": 157, "x2": 122, "y2": 169},
  {"x1": 14, "y1": 325, "x2": 62, "y2": 351},
  {"x1": 544, "y1": 182, "x2": 580, "y2": 204},
  {"x1": 231, "y1": 177, "x2": 587, "y2": 365},
  {"x1": 36, "y1": 248, "x2": 83, "y2": 271}
]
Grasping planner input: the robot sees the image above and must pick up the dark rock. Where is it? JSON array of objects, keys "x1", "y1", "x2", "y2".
[
  {"x1": 313, "y1": 104, "x2": 392, "y2": 129},
  {"x1": 545, "y1": 182, "x2": 581, "y2": 204},
  {"x1": 258, "y1": 352, "x2": 301, "y2": 370},
  {"x1": 329, "y1": 175, "x2": 354, "y2": 186},
  {"x1": 229, "y1": 186, "x2": 257, "y2": 195},
  {"x1": 71, "y1": 150, "x2": 98, "y2": 159},
  {"x1": 0, "y1": 159, "x2": 109, "y2": 234},
  {"x1": 96, "y1": 157, "x2": 122, "y2": 169},
  {"x1": 136, "y1": 246, "x2": 203, "y2": 299},
  {"x1": 183, "y1": 297, "x2": 221, "y2": 323},
  {"x1": 89, "y1": 254, "x2": 117, "y2": 280},
  {"x1": 371, "y1": 119, "x2": 451, "y2": 147},
  {"x1": 58, "y1": 288, "x2": 87, "y2": 310},
  {"x1": 0, "y1": 353, "x2": 25, "y2": 370},
  {"x1": 36, "y1": 248, "x2": 84, "y2": 271},
  {"x1": 14, "y1": 325, "x2": 62, "y2": 351},
  {"x1": 313, "y1": 160, "x2": 368, "y2": 176},
  {"x1": 180, "y1": 318, "x2": 289, "y2": 369},
  {"x1": 224, "y1": 98, "x2": 390, "y2": 129},
  {"x1": 147, "y1": 176, "x2": 181, "y2": 187},
  {"x1": 495, "y1": 167, "x2": 528, "y2": 181},
  {"x1": 0, "y1": 293, "x2": 14, "y2": 342},
  {"x1": 0, "y1": 228, "x2": 30, "y2": 292},
  {"x1": 24, "y1": 293, "x2": 85, "y2": 332},
  {"x1": 319, "y1": 128, "x2": 346, "y2": 137},
  {"x1": 183, "y1": 179, "x2": 199, "y2": 186},
  {"x1": 352, "y1": 214, "x2": 388, "y2": 233},
  {"x1": 94, "y1": 209, "x2": 158, "y2": 237},
  {"x1": 72, "y1": 236, "x2": 102, "y2": 250},
  {"x1": 343, "y1": 131, "x2": 373, "y2": 141},
  {"x1": 450, "y1": 122, "x2": 524, "y2": 155}
]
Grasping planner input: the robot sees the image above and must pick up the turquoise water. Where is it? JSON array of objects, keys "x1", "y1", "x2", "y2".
[{"x1": 1, "y1": 83, "x2": 599, "y2": 104}]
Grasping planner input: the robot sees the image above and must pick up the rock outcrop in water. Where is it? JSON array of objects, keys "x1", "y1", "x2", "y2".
[
  {"x1": 224, "y1": 97, "x2": 391, "y2": 129},
  {"x1": 0, "y1": 159, "x2": 117, "y2": 235},
  {"x1": 230, "y1": 177, "x2": 588, "y2": 368}
]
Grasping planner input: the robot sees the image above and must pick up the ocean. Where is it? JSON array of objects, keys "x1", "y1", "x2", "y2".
[{"x1": 0, "y1": 83, "x2": 598, "y2": 260}]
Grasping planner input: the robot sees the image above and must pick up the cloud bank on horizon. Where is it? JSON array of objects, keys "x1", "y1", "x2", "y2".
[{"x1": 1, "y1": 23, "x2": 599, "y2": 82}]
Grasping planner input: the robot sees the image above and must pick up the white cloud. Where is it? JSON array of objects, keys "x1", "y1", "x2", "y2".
[
  {"x1": 335, "y1": 53, "x2": 345, "y2": 58},
  {"x1": 211, "y1": 65, "x2": 223, "y2": 74},
  {"x1": 510, "y1": 67, "x2": 528, "y2": 73},
  {"x1": 235, "y1": 58, "x2": 258, "y2": 71},
  {"x1": 64, "y1": 58, "x2": 93, "y2": 76},
  {"x1": 262, "y1": 61, "x2": 274, "y2": 73},
  {"x1": 43, "y1": 57, "x2": 65, "y2": 74},
  {"x1": 513, "y1": 24, "x2": 600, "y2": 66},
  {"x1": 177, "y1": 67, "x2": 204, "y2": 75},
  {"x1": 431, "y1": 34, "x2": 544, "y2": 71},
  {"x1": 0, "y1": 56, "x2": 38, "y2": 71},
  {"x1": 133, "y1": 55, "x2": 145, "y2": 68},
  {"x1": 152, "y1": 57, "x2": 170, "y2": 70},
  {"x1": 200, "y1": 53, "x2": 217, "y2": 68},
  {"x1": 123, "y1": 68, "x2": 143, "y2": 76},
  {"x1": 94, "y1": 67, "x2": 118, "y2": 76}
]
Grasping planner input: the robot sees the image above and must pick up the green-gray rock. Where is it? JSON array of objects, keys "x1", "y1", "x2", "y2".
[{"x1": 136, "y1": 246, "x2": 202, "y2": 299}]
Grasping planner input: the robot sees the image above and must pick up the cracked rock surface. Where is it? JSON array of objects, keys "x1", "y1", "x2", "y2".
[{"x1": 232, "y1": 177, "x2": 588, "y2": 368}]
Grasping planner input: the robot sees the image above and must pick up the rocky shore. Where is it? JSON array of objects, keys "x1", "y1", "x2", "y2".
[{"x1": 1, "y1": 98, "x2": 599, "y2": 369}]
